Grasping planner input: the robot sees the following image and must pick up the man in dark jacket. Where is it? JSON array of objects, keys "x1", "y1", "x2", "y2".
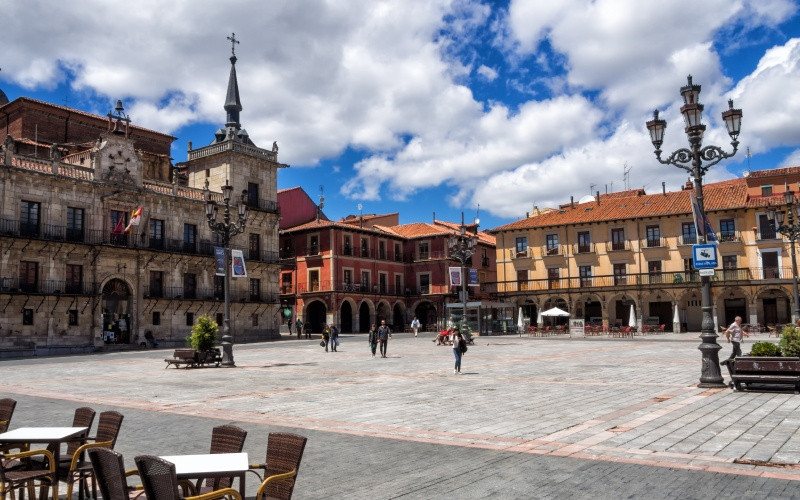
[{"x1": 377, "y1": 320, "x2": 391, "y2": 358}]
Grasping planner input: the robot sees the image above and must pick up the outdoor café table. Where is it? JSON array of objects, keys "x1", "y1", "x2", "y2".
[
  {"x1": 160, "y1": 451, "x2": 248, "y2": 496},
  {"x1": 0, "y1": 426, "x2": 88, "y2": 486}
]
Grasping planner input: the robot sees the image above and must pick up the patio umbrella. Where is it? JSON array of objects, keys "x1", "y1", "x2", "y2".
[
  {"x1": 629, "y1": 304, "x2": 636, "y2": 328},
  {"x1": 673, "y1": 304, "x2": 681, "y2": 333},
  {"x1": 518, "y1": 307, "x2": 524, "y2": 337},
  {"x1": 536, "y1": 308, "x2": 543, "y2": 327},
  {"x1": 541, "y1": 307, "x2": 570, "y2": 317}
]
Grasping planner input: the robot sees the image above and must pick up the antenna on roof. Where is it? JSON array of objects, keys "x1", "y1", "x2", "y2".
[
  {"x1": 358, "y1": 203, "x2": 363, "y2": 228},
  {"x1": 746, "y1": 146, "x2": 752, "y2": 170},
  {"x1": 475, "y1": 203, "x2": 480, "y2": 227},
  {"x1": 623, "y1": 162, "x2": 632, "y2": 191},
  {"x1": 317, "y1": 185, "x2": 325, "y2": 222},
  {"x1": 590, "y1": 183, "x2": 596, "y2": 195}
]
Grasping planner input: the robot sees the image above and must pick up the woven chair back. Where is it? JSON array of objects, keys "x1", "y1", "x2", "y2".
[
  {"x1": 0, "y1": 398, "x2": 16, "y2": 432},
  {"x1": 135, "y1": 454, "x2": 182, "y2": 500},
  {"x1": 88, "y1": 447, "x2": 129, "y2": 500},
  {"x1": 206, "y1": 424, "x2": 248, "y2": 489},
  {"x1": 96, "y1": 411, "x2": 124, "y2": 448},
  {"x1": 64, "y1": 407, "x2": 96, "y2": 457},
  {"x1": 263, "y1": 432, "x2": 308, "y2": 500}
]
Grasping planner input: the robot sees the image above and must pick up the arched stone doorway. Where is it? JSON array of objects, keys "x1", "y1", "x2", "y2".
[
  {"x1": 306, "y1": 300, "x2": 327, "y2": 333},
  {"x1": 376, "y1": 302, "x2": 391, "y2": 325},
  {"x1": 414, "y1": 301, "x2": 437, "y2": 331},
  {"x1": 359, "y1": 302, "x2": 371, "y2": 332},
  {"x1": 102, "y1": 279, "x2": 132, "y2": 344},
  {"x1": 392, "y1": 303, "x2": 405, "y2": 331},
  {"x1": 340, "y1": 301, "x2": 354, "y2": 333}
]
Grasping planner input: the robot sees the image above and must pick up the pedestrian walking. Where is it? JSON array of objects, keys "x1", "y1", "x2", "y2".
[
  {"x1": 377, "y1": 320, "x2": 391, "y2": 358},
  {"x1": 368, "y1": 324, "x2": 378, "y2": 358},
  {"x1": 287, "y1": 317, "x2": 293, "y2": 336},
  {"x1": 724, "y1": 315, "x2": 749, "y2": 361},
  {"x1": 295, "y1": 318, "x2": 303, "y2": 339},
  {"x1": 330, "y1": 323, "x2": 339, "y2": 352},
  {"x1": 322, "y1": 324, "x2": 331, "y2": 352},
  {"x1": 452, "y1": 329, "x2": 466, "y2": 374},
  {"x1": 411, "y1": 316, "x2": 421, "y2": 337}
]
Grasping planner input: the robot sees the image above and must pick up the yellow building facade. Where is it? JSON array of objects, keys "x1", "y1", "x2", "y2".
[{"x1": 491, "y1": 166, "x2": 800, "y2": 332}]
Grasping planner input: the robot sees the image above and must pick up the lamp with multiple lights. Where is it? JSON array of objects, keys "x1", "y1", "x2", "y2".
[
  {"x1": 448, "y1": 213, "x2": 478, "y2": 331},
  {"x1": 204, "y1": 181, "x2": 248, "y2": 367},
  {"x1": 767, "y1": 187, "x2": 800, "y2": 323},
  {"x1": 646, "y1": 75, "x2": 742, "y2": 388}
]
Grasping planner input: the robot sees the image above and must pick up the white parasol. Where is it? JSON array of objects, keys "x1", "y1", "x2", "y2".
[
  {"x1": 518, "y1": 307, "x2": 524, "y2": 337},
  {"x1": 541, "y1": 307, "x2": 570, "y2": 317},
  {"x1": 629, "y1": 304, "x2": 636, "y2": 328},
  {"x1": 673, "y1": 304, "x2": 681, "y2": 333}
]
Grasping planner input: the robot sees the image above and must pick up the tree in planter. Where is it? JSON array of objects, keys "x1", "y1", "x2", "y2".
[
  {"x1": 780, "y1": 325, "x2": 800, "y2": 357},
  {"x1": 749, "y1": 341, "x2": 780, "y2": 357},
  {"x1": 186, "y1": 315, "x2": 219, "y2": 353}
]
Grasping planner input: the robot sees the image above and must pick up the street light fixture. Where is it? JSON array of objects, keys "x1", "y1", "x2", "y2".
[
  {"x1": 767, "y1": 186, "x2": 800, "y2": 323},
  {"x1": 204, "y1": 181, "x2": 248, "y2": 367},
  {"x1": 646, "y1": 75, "x2": 742, "y2": 388},
  {"x1": 449, "y1": 212, "x2": 478, "y2": 331}
]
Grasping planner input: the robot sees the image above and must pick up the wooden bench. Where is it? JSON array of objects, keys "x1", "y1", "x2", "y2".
[
  {"x1": 721, "y1": 356, "x2": 800, "y2": 393},
  {"x1": 164, "y1": 349, "x2": 199, "y2": 369}
]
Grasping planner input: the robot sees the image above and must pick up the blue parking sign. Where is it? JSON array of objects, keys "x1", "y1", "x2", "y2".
[{"x1": 692, "y1": 244, "x2": 718, "y2": 269}]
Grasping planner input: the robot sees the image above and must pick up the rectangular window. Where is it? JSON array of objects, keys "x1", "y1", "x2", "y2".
[
  {"x1": 419, "y1": 273, "x2": 430, "y2": 294},
  {"x1": 68, "y1": 309, "x2": 78, "y2": 326},
  {"x1": 309, "y1": 270, "x2": 320, "y2": 292},
  {"x1": 252, "y1": 313, "x2": 259, "y2": 327},
  {"x1": 214, "y1": 275, "x2": 224, "y2": 300},
  {"x1": 762, "y1": 185, "x2": 773, "y2": 197},
  {"x1": 613, "y1": 263, "x2": 627, "y2": 285},
  {"x1": 516, "y1": 270, "x2": 528, "y2": 290},
  {"x1": 681, "y1": 222, "x2": 697, "y2": 245},
  {"x1": 66, "y1": 207, "x2": 84, "y2": 242},
  {"x1": 723, "y1": 255, "x2": 738, "y2": 279},
  {"x1": 719, "y1": 219, "x2": 736, "y2": 241},
  {"x1": 183, "y1": 273, "x2": 196, "y2": 299},
  {"x1": 361, "y1": 237, "x2": 369, "y2": 257},
  {"x1": 759, "y1": 214, "x2": 777, "y2": 240},
  {"x1": 379, "y1": 273, "x2": 387, "y2": 294},
  {"x1": 149, "y1": 219, "x2": 165, "y2": 250},
  {"x1": 183, "y1": 224, "x2": 197, "y2": 253},
  {"x1": 577, "y1": 231, "x2": 591, "y2": 253},
  {"x1": 250, "y1": 278, "x2": 261, "y2": 301},
  {"x1": 515, "y1": 237, "x2": 527, "y2": 256},
  {"x1": 611, "y1": 228, "x2": 625, "y2": 250},
  {"x1": 152, "y1": 311, "x2": 161, "y2": 326},
  {"x1": 23, "y1": 308, "x2": 33, "y2": 325},
  {"x1": 394, "y1": 242, "x2": 402, "y2": 261},
  {"x1": 379, "y1": 240, "x2": 386, "y2": 260},
  {"x1": 418, "y1": 242, "x2": 429, "y2": 260},
  {"x1": 579, "y1": 265, "x2": 592, "y2": 286},
  {"x1": 20, "y1": 261, "x2": 38, "y2": 293},
  {"x1": 110, "y1": 210, "x2": 127, "y2": 246},
  {"x1": 309, "y1": 235, "x2": 319, "y2": 255},
  {"x1": 343, "y1": 269, "x2": 353, "y2": 290},
  {"x1": 545, "y1": 234, "x2": 559, "y2": 255},
  {"x1": 648, "y1": 260, "x2": 662, "y2": 283},
  {"x1": 646, "y1": 225, "x2": 661, "y2": 247},
  {"x1": 248, "y1": 182, "x2": 259, "y2": 207},
  {"x1": 361, "y1": 271, "x2": 370, "y2": 291},
  {"x1": 216, "y1": 312, "x2": 224, "y2": 326},
  {"x1": 394, "y1": 274, "x2": 402, "y2": 295},
  {"x1": 186, "y1": 312, "x2": 194, "y2": 327},
  {"x1": 66, "y1": 264, "x2": 83, "y2": 294},
  {"x1": 20, "y1": 200, "x2": 41, "y2": 237},
  {"x1": 343, "y1": 236, "x2": 353, "y2": 255},
  {"x1": 547, "y1": 268, "x2": 560, "y2": 288},
  {"x1": 149, "y1": 271, "x2": 163, "y2": 298},
  {"x1": 249, "y1": 233, "x2": 260, "y2": 259}
]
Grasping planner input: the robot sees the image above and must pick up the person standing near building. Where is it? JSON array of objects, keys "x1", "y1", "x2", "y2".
[
  {"x1": 295, "y1": 318, "x2": 303, "y2": 339},
  {"x1": 452, "y1": 329, "x2": 465, "y2": 374},
  {"x1": 322, "y1": 324, "x2": 331, "y2": 352},
  {"x1": 330, "y1": 323, "x2": 339, "y2": 352},
  {"x1": 724, "y1": 316, "x2": 748, "y2": 361},
  {"x1": 411, "y1": 316, "x2": 421, "y2": 337},
  {"x1": 368, "y1": 323, "x2": 378, "y2": 358},
  {"x1": 377, "y1": 320, "x2": 391, "y2": 358}
]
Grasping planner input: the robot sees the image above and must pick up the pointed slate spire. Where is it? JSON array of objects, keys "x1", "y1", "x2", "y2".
[{"x1": 224, "y1": 33, "x2": 242, "y2": 129}]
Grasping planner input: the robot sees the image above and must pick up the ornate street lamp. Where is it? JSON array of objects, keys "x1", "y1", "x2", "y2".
[
  {"x1": 646, "y1": 75, "x2": 742, "y2": 388},
  {"x1": 767, "y1": 187, "x2": 800, "y2": 323},
  {"x1": 448, "y1": 213, "x2": 478, "y2": 331},
  {"x1": 205, "y1": 181, "x2": 248, "y2": 367}
]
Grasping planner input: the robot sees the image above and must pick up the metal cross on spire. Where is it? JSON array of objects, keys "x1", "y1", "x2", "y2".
[{"x1": 227, "y1": 32, "x2": 240, "y2": 56}]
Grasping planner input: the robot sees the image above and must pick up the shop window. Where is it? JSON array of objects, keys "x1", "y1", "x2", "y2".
[
  {"x1": 68, "y1": 309, "x2": 78, "y2": 326},
  {"x1": 152, "y1": 311, "x2": 161, "y2": 326},
  {"x1": 23, "y1": 308, "x2": 34, "y2": 325},
  {"x1": 186, "y1": 312, "x2": 194, "y2": 326}
]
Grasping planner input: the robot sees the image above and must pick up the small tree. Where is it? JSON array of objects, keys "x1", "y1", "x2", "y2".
[
  {"x1": 780, "y1": 325, "x2": 800, "y2": 357},
  {"x1": 186, "y1": 315, "x2": 218, "y2": 352},
  {"x1": 749, "y1": 341, "x2": 780, "y2": 357}
]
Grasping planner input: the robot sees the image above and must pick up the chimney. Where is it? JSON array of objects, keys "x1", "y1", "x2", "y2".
[
  {"x1": 662, "y1": 181, "x2": 666, "y2": 195},
  {"x1": 433, "y1": 212, "x2": 435, "y2": 223},
  {"x1": 685, "y1": 179, "x2": 693, "y2": 190},
  {"x1": 526, "y1": 212, "x2": 529, "y2": 218},
  {"x1": 187, "y1": 141, "x2": 192, "y2": 152},
  {"x1": 596, "y1": 190, "x2": 600, "y2": 205}
]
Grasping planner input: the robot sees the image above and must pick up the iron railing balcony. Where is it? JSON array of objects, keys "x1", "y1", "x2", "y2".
[
  {"x1": 718, "y1": 231, "x2": 741, "y2": 243},
  {"x1": 0, "y1": 277, "x2": 99, "y2": 295},
  {"x1": 607, "y1": 240, "x2": 630, "y2": 251},
  {"x1": 645, "y1": 236, "x2": 664, "y2": 248},
  {"x1": 679, "y1": 234, "x2": 698, "y2": 245},
  {"x1": 542, "y1": 244, "x2": 561, "y2": 256},
  {"x1": 513, "y1": 249, "x2": 530, "y2": 259},
  {"x1": 574, "y1": 242, "x2": 594, "y2": 254}
]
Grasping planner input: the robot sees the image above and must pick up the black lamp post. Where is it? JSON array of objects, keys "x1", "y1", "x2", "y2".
[
  {"x1": 646, "y1": 75, "x2": 742, "y2": 388},
  {"x1": 205, "y1": 181, "x2": 248, "y2": 367},
  {"x1": 448, "y1": 213, "x2": 478, "y2": 331},
  {"x1": 767, "y1": 188, "x2": 800, "y2": 323}
]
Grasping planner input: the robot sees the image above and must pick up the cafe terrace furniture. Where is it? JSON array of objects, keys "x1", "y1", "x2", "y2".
[
  {"x1": 188, "y1": 425, "x2": 248, "y2": 495},
  {"x1": 249, "y1": 432, "x2": 307, "y2": 500},
  {"x1": 87, "y1": 448, "x2": 144, "y2": 500},
  {"x1": 63, "y1": 410, "x2": 124, "y2": 500},
  {"x1": 0, "y1": 400, "x2": 15, "y2": 434},
  {"x1": 135, "y1": 454, "x2": 242, "y2": 500},
  {"x1": 0, "y1": 448, "x2": 58, "y2": 500}
]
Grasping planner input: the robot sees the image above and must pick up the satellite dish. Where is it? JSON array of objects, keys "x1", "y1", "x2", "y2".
[
  {"x1": 474, "y1": 218, "x2": 480, "y2": 226},
  {"x1": 578, "y1": 195, "x2": 595, "y2": 204}
]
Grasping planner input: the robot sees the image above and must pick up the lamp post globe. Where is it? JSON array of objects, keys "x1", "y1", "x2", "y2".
[{"x1": 646, "y1": 75, "x2": 742, "y2": 388}]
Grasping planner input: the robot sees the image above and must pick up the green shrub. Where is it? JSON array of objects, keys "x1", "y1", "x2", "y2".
[
  {"x1": 749, "y1": 341, "x2": 780, "y2": 357},
  {"x1": 780, "y1": 326, "x2": 800, "y2": 357},
  {"x1": 186, "y1": 315, "x2": 218, "y2": 352}
]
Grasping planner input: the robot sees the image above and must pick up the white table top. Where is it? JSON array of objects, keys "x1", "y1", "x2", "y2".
[
  {"x1": 0, "y1": 426, "x2": 87, "y2": 442},
  {"x1": 160, "y1": 452, "x2": 249, "y2": 476}
]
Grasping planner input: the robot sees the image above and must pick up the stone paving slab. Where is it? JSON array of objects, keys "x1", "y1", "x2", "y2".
[{"x1": 2, "y1": 332, "x2": 800, "y2": 498}]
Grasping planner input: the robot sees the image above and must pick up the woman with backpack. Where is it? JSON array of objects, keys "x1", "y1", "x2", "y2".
[{"x1": 452, "y1": 329, "x2": 466, "y2": 374}]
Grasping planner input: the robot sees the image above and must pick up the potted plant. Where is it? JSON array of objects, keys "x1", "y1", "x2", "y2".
[
  {"x1": 780, "y1": 325, "x2": 800, "y2": 357},
  {"x1": 749, "y1": 341, "x2": 781, "y2": 357},
  {"x1": 186, "y1": 315, "x2": 219, "y2": 365}
]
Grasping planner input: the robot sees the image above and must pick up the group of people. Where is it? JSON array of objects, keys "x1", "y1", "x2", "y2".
[
  {"x1": 321, "y1": 323, "x2": 339, "y2": 352},
  {"x1": 367, "y1": 320, "x2": 392, "y2": 358}
]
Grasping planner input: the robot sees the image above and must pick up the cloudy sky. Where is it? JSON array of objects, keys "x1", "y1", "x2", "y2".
[{"x1": 1, "y1": 0, "x2": 799, "y2": 230}]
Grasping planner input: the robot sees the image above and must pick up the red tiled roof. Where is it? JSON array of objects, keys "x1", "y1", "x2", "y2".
[{"x1": 746, "y1": 166, "x2": 800, "y2": 179}]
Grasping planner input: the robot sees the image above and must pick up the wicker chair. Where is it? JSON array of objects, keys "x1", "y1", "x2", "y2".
[
  {"x1": 87, "y1": 448, "x2": 143, "y2": 500},
  {"x1": 134, "y1": 455, "x2": 241, "y2": 500},
  {"x1": 0, "y1": 448, "x2": 58, "y2": 500},
  {"x1": 185, "y1": 424, "x2": 248, "y2": 495},
  {"x1": 63, "y1": 410, "x2": 124, "y2": 499},
  {"x1": 249, "y1": 432, "x2": 307, "y2": 500},
  {"x1": 0, "y1": 399, "x2": 15, "y2": 433}
]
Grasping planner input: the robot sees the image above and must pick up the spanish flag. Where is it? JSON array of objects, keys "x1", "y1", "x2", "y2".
[{"x1": 124, "y1": 206, "x2": 143, "y2": 234}]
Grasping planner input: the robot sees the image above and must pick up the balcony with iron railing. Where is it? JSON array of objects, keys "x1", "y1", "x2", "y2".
[
  {"x1": 0, "y1": 278, "x2": 99, "y2": 295},
  {"x1": 574, "y1": 242, "x2": 595, "y2": 254},
  {"x1": 142, "y1": 285, "x2": 276, "y2": 303},
  {"x1": 757, "y1": 227, "x2": 779, "y2": 240},
  {"x1": 717, "y1": 231, "x2": 742, "y2": 243},
  {"x1": 606, "y1": 240, "x2": 631, "y2": 252},
  {"x1": 542, "y1": 244, "x2": 562, "y2": 257},
  {"x1": 644, "y1": 236, "x2": 664, "y2": 248},
  {"x1": 513, "y1": 249, "x2": 530, "y2": 259},
  {"x1": 679, "y1": 234, "x2": 698, "y2": 245}
]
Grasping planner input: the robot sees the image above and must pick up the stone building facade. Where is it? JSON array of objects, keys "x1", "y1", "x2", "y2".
[{"x1": 0, "y1": 52, "x2": 282, "y2": 354}]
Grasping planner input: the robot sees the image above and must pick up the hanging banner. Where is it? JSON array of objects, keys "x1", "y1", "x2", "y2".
[
  {"x1": 468, "y1": 268, "x2": 479, "y2": 286},
  {"x1": 214, "y1": 247, "x2": 225, "y2": 276},
  {"x1": 449, "y1": 267, "x2": 462, "y2": 287},
  {"x1": 231, "y1": 248, "x2": 247, "y2": 278}
]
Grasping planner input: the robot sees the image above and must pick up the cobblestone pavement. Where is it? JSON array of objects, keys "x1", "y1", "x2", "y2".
[{"x1": 3, "y1": 332, "x2": 800, "y2": 499}]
